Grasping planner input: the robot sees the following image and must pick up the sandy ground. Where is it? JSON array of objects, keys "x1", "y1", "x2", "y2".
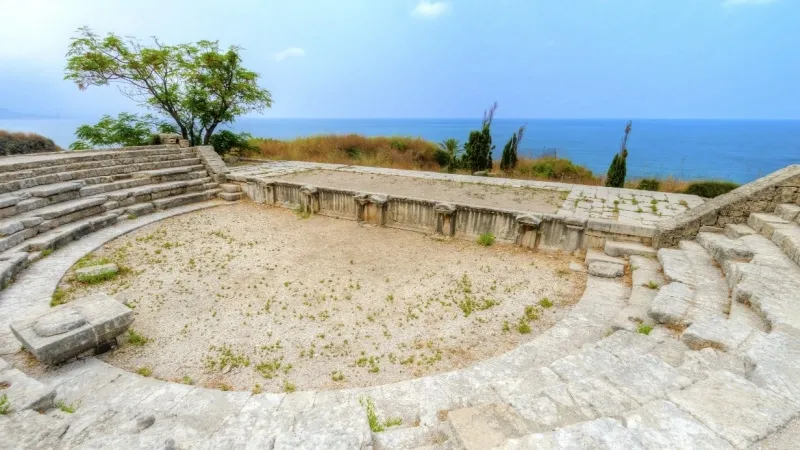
[
  {"x1": 51, "y1": 202, "x2": 585, "y2": 393},
  {"x1": 272, "y1": 169, "x2": 564, "y2": 213}
]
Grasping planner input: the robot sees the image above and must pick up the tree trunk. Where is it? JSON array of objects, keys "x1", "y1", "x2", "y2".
[{"x1": 203, "y1": 123, "x2": 219, "y2": 145}]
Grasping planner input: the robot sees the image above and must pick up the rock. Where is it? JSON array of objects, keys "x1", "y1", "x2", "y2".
[
  {"x1": 218, "y1": 192, "x2": 243, "y2": 201},
  {"x1": 678, "y1": 348, "x2": 746, "y2": 382},
  {"x1": 10, "y1": 293, "x2": 134, "y2": 365},
  {"x1": 0, "y1": 368, "x2": 56, "y2": 411},
  {"x1": 502, "y1": 418, "x2": 644, "y2": 449},
  {"x1": 32, "y1": 308, "x2": 87, "y2": 337},
  {"x1": 745, "y1": 331, "x2": 800, "y2": 403},
  {"x1": 725, "y1": 223, "x2": 756, "y2": 240},
  {"x1": 682, "y1": 315, "x2": 753, "y2": 352},
  {"x1": 584, "y1": 249, "x2": 626, "y2": 266},
  {"x1": 75, "y1": 263, "x2": 119, "y2": 281},
  {"x1": 668, "y1": 370, "x2": 800, "y2": 448},
  {"x1": 588, "y1": 261, "x2": 624, "y2": 278}
]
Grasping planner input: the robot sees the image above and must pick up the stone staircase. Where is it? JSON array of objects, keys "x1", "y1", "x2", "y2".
[
  {"x1": 0, "y1": 182, "x2": 798, "y2": 448},
  {"x1": 0, "y1": 146, "x2": 238, "y2": 288}
]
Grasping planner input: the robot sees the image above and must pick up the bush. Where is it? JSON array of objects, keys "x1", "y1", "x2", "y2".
[
  {"x1": 209, "y1": 130, "x2": 257, "y2": 156},
  {"x1": 0, "y1": 130, "x2": 60, "y2": 155},
  {"x1": 684, "y1": 181, "x2": 740, "y2": 198},
  {"x1": 516, "y1": 157, "x2": 596, "y2": 182},
  {"x1": 637, "y1": 178, "x2": 660, "y2": 191},
  {"x1": 477, "y1": 233, "x2": 495, "y2": 246}
]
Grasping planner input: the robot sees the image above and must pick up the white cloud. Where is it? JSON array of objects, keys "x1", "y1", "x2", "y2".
[
  {"x1": 411, "y1": 1, "x2": 451, "y2": 19},
  {"x1": 274, "y1": 47, "x2": 305, "y2": 62},
  {"x1": 723, "y1": 0, "x2": 778, "y2": 6}
]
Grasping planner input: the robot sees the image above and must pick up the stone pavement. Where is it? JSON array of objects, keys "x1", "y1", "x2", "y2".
[{"x1": 231, "y1": 161, "x2": 704, "y2": 227}]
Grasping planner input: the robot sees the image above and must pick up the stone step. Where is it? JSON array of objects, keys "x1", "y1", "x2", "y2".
[
  {"x1": 22, "y1": 196, "x2": 108, "y2": 221},
  {"x1": 218, "y1": 191, "x2": 243, "y2": 202},
  {"x1": 0, "y1": 363, "x2": 56, "y2": 412},
  {"x1": 769, "y1": 222, "x2": 800, "y2": 267},
  {"x1": 22, "y1": 213, "x2": 118, "y2": 252},
  {"x1": 146, "y1": 169, "x2": 208, "y2": 184},
  {"x1": 79, "y1": 178, "x2": 152, "y2": 197},
  {"x1": 584, "y1": 249, "x2": 626, "y2": 266},
  {"x1": 0, "y1": 146, "x2": 192, "y2": 174},
  {"x1": 24, "y1": 181, "x2": 85, "y2": 198},
  {"x1": 447, "y1": 403, "x2": 534, "y2": 450},
  {"x1": 724, "y1": 223, "x2": 756, "y2": 239},
  {"x1": 0, "y1": 251, "x2": 27, "y2": 287},
  {"x1": 695, "y1": 232, "x2": 754, "y2": 273},
  {"x1": 153, "y1": 188, "x2": 220, "y2": 210},
  {"x1": 604, "y1": 240, "x2": 657, "y2": 258},
  {"x1": 747, "y1": 212, "x2": 789, "y2": 238},
  {"x1": 220, "y1": 183, "x2": 243, "y2": 193},
  {"x1": 106, "y1": 178, "x2": 206, "y2": 202},
  {"x1": 135, "y1": 166, "x2": 194, "y2": 178},
  {"x1": 372, "y1": 424, "x2": 458, "y2": 450},
  {"x1": 775, "y1": 203, "x2": 800, "y2": 222}
]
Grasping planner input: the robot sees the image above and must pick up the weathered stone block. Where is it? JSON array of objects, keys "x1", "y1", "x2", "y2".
[
  {"x1": 10, "y1": 293, "x2": 133, "y2": 365},
  {"x1": 588, "y1": 261, "x2": 624, "y2": 278}
]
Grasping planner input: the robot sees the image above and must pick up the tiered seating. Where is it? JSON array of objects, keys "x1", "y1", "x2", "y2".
[{"x1": 0, "y1": 146, "x2": 227, "y2": 287}]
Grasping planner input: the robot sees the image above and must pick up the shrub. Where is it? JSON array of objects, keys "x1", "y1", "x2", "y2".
[
  {"x1": 684, "y1": 181, "x2": 740, "y2": 198},
  {"x1": 0, "y1": 130, "x2": 60, "y2": 155},
  {"x1": 500, "y1": 125, "x2": 526, "y2": 172},
  {"x1": 0, "y1": 394, "x2": 9, "y2": 415},
  {"x1": 477, "y1": 233, "x2": 495, "y2": 246},
  {"x1": 637, "y1": 178, "x2": 660, "y2": 191},
  {"x1": 69, "y1": 112, "x2": 177, "y2": 150},
  {"x1": 437, "y1": 138, "x2": 462, "y2": 172},
  {"x1": 462, "y1": 102, "x2": 497, "y2": 172},
  {"x1": 209, "y1": 130, "x2": 257, "y2": 156},
  {"x1": 605, "y1": 149, "x2": 628, "y2": 188},
  {"x1": 516, "y1": 157, "x2": 596, "y2": 182}
]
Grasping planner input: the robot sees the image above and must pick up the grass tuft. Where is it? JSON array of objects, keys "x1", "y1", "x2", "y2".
[
  {"x1": 56, "y1": 399, "x2": 78, "y2": 413},
  {"x1": 637, "y1": 323, "x2": 653, "y2": 335},
  {"x1": 136, "y1": 367, "x2": 153, "y2": 377},
  {"x1": 538, "y1": 297, "x2": 553, "y2": 308},
  {"x1": 127, "y1": 329, "x2": 149, "y2": 346},
  {"x1": 51, "y1": 287, "x2": 68, "y2": 307},
  {"x1": 0, "y1": 394, "x2": 9, "y2": 415},
  {"x1": 360, "y1": 397, "x2": 403, "y2": 432}
]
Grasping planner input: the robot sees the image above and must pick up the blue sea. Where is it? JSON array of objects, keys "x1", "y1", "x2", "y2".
[{"x1": 2, "y1": 118, "x2": 798, "y2": 184}]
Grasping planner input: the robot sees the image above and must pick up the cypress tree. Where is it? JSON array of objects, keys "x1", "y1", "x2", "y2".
[{"x1": 605, "y1": 121, "x2": 632, "y2": 188}]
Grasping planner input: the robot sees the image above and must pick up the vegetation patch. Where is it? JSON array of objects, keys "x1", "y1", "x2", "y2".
[
  {"x1": 684, "y1": 181, "x2": 740, "y2": 198},
  {"x1": 476, "y1": 233, "x2": 495, "y2": 246},
  {"x1": 360, "y1": 397, "x2": 403, "y2": 432}
]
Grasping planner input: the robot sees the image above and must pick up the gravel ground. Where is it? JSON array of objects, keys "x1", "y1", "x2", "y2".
[
  {"x1": 272, "y1": 169, "x2": 564, "y2": 213},
  {"x1": 55, "y1": 202, "x2": 585, "y2": 393}
]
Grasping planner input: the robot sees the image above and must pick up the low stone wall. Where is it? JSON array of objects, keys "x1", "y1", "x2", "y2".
[
  {"x1": 653, "y1": 164, "x2": 800, "y2": 248},
  {"x1": 194, "y1": 145, "x2": 229, "y2": 183},
  {"x1": 237, "y1": 178, "x2": 657, "y2": 252}
]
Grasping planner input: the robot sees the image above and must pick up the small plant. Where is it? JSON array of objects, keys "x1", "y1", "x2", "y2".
[
  {"x1": 516, "y1": 319, "x2": 531, "y2": 334},
  {"x1": 127, "y1": 329, "x2": 148, "y2": 346},
  {"x1": 75, "y1": 267, "x2": 119, "y2": 284},
  {"x1": 637, "y1": 324, "x2": 653, "y2": 335},
  {"x1": 51, "y1": 287, "x2": 68, "y2": 307},
  {"x1": 181, "y1": 375, "x2": 194, "y2": 385},
  {"x1": 283, "y1": 379, "x2": 296, "y2": 393},
  {"x1": 0, "y1": 394, "x2": 9, "y2": 415},
  {"x1": 679, "y1": 200, "x2": 689, "y2": 207},
  {"x1": 646, "y1": 280, "x2": 659, "y2": 290},
  {"x1": 136, "y1": 367, "x2": 153, "y2": 377},
  {"x1": 252, "y1": 383, "x2": 262, "y2": 394},
  {"x1": 294, "y1": 206, "x2": 312, "y2": 219},
  {"x1": 41, "y1": 248, "x2": 53, "y2": 258},
  {"x1": 524, "y1": 306, "x2": 539, "y2": 321},
  {"x1": 637, "y1": 178, "x2": 660, "y2": 191},
  {"x1": 56, "y1": 399, "x2": 79, "y2": 413},
  {"x1": 477, "y1": 233, "x2": 495, "y2": 246},
  {"x1": 539, "y1": 297, "x2": 553, "y2": 308},
  {"x1": 127, "y1": 213, "x2": 138, "y2": 220},
  {"x1": 331, "y1": 371, "x2": 345, "y2": 382},
  {"x1": 502, "y1": 321, "x2": 510, "y2": 332},
  {"x1": 360, "y1": 397, "x2": 403, "y2": 432}
]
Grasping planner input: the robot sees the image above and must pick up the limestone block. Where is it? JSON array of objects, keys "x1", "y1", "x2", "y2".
[
  {"x1": 75, "y1": 263, "x2": 119, "y2": 281},
  {"x1": 220, "y1": 183, "x2": 242, "y2": 193},
  {"x1": 585, "y1": 248, "x2": 626, "y2": 266},
  {"x1": 648, "y1": 282, "x2": 694, "y2": 326},
  {"x1": 682, "y1": 315, "x2": 753, "y2": 351},
  {"x1": 775, "y1": 203, "x2": 800, "y2": 221},
  {"x1": 588, "y1": 261, "x2": 624, "y2": 278},
  {"x1": 219, "y1": 192, "x2": 243, "y2": 202},
  {"x1": 623, "y1": 400, "x2": 734, "y2": 449},
  {"x1": 657, "y1": 248, "x2": 694, "y2": 284},
  {"x1": 502, "y1": 418, "x2": 644, "y2": 449},
  {"x1": 604, "y1": 240, "x2": 657, "y2": 258},
  {"x1": 0, "y1": 368, "x2": 56, "y2": 411},
  {"x1": 10, "y1": 293, "x2": 133, "y2": 365},
  {"x1": 668, "y1": 370, "x2": 799, "y2": 448},
  {"x1": 448, "y1": 403, "x2": 535, "y2": 450},
  {"x1": 745, "y1": 331, "x2": 800, "y2": 402}
]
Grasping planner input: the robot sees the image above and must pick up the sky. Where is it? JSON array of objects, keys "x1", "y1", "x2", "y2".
[{"x1": 0, "y1": 0, "x2": 797, "y2": 120}]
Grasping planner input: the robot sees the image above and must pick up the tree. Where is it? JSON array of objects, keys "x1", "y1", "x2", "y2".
[
  {"x1": 69, "y1": 112, "x2": 177, "y2": 150},
  {"x1": 437, "y1": 138, "x2": 462, "y2": 172},
  {"x1": 463, "y1": 102, "x2": 497, "y2": 172},
  {"x1": 605, "y1": 121, "x2": 632, "y2": 188},
  {"x1": 64, "y1": 27, "x2": 272, "y2": 146},
  {"x1": 500, "y1": 124, "x2": 526, "y2": 172}
]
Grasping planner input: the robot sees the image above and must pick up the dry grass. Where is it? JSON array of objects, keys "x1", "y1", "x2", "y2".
[
  {"x1": 245, "y1": 134, "x2": 709, "y2": 193},
  {"x1": 249, "y1": 134, "x2": 442, "y2": 171}
]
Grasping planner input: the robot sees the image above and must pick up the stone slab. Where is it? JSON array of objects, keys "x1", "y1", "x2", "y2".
[
  {"x1": 10, "y1": 293, "x2": 133, "y2": 365},
  {"x1": 648, "y1": 282, "x2": 694, "y2": 326},
  {"x1": 0, "y1": 367, "x2": 56, "y2": 411},
  {"x1": 448, "y1": 403, "x2": 534, "y2": 450},
  {"x1": 623, "y1": 400, "x2": 734, "y2": 449},
  {"x1": 604, "y1": 240, "x2": 657, "y2": 258},
  {"x1": 668, "y1": 370, "x2": 800, "y2": 448},
  {"x1": 588, "y1": 261, "x2": 624, "y2": 278},
  {"x1": 725, "y1": 223, "x2": 757, "y2": 240},
  {"x1": 745, "y1": 331, "x2": 800, "y2": 403},
  {"x1": 501, "y1": 418, "x2": 644, "y2": 449},
  {"x1": 775, "y1": 203, "x2": 800, "y2": 222}
]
